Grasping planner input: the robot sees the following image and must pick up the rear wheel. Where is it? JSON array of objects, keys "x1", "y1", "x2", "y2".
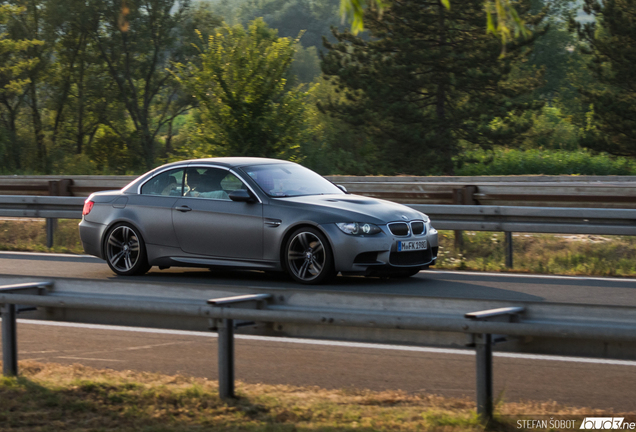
[
  {"x1": 284, "y1": 227, "x2": 335, "y2": 284},
  {"x1": 105, "y1": 223, "x2": 151, "y2": 276}
]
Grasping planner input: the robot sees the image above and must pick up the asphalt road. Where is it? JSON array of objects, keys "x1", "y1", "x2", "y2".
[
  {"x1": 10, "y1": 320, "x2": 636, "y2": 412},
  {"x1": 1, "y1": 251, "x2": 636, "y2": 306}
]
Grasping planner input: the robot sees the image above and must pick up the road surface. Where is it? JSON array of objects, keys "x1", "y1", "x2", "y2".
[
  {"x1": 2, "y1": 251, "x2": 635, "y2": 413},
  {"x1": 0, "y1": 251, "x2": 635, "y2": 306}
]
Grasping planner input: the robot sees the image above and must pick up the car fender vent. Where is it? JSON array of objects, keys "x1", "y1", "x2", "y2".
[
  {"x1": 264, "y1": 218, "x2": 282, "y2": 227},
  {"x1": 354, "y1": 251, "x2": 379, "y2": 264}
]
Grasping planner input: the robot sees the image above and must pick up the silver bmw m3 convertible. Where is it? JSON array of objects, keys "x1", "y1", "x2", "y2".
[{"x1": 79, "y1": 157, "x2": 438, "y2": 284}]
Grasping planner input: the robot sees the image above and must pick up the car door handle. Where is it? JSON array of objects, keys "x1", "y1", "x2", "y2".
[{"x1": 175, "y1": 206, "x2": 192, "y2": 212}]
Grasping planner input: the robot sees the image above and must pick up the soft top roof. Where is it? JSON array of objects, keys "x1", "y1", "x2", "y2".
[{"x1": 122, "y1": 157, "x2": 296, "y2": 194}]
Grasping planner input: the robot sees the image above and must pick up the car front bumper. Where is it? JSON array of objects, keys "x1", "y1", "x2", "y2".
[{"x1": 321, "y1": 223, "x2": 439, "y2": 275}]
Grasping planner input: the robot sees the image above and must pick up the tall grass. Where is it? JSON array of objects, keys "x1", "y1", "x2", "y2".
[{"x1": 455, "y1": 148, "x2": 636, "y2": 176}]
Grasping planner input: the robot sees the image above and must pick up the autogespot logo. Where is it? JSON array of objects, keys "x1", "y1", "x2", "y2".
[{"x1": 580, "y1": 418, "x2": 636, "y2": 430}]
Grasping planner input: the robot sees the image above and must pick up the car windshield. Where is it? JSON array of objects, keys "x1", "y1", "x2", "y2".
[{"x1": 241, "y1": 163, "x2": 345, "y2": 197}]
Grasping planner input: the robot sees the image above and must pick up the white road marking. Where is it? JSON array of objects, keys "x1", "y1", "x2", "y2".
[
  {"x1": 56, "y1": 356, "x2": 123, "y2": 362},
  {"x1": 433, "y1": 270, "x2": 636, "y2": 283},
  {"x1": 117, "y1": 341, "x2": 192, "y2": 352},
  {"x1": 43, "y1": 341, "x2": 193, "y2": 359},
  {"x1": 17, "y1": 319, "x2": 636, "y2": 367},
  {"x1": 0, "y1": 251, "x2": 97, "y2": 259}
]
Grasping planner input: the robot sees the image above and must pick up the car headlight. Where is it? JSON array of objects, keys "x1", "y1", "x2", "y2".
[{"x1": 336, "y1": 222, "x2": 382, "y2": 236}]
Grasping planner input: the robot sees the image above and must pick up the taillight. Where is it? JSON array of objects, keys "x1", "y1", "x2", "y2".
[{"x1": 82, "y1": 200, "x2": 94, "y2": 216}]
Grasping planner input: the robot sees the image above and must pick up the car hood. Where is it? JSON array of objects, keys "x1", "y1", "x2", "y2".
[{"x1": 274, "y1": 194, "x2": 425, "y2": 224}]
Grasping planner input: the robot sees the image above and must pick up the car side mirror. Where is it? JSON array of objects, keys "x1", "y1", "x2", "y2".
[
  {"x1": 229, "y1": 189, "x2": 255, "y2": 203},
  {"x1": 336, "y1": 184, "x2": 348, "y2": 193}
]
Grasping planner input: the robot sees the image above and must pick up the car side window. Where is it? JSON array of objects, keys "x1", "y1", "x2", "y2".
[
  {"x1": 221, "y1": 173, "x2": 247, "y2": 193},
  {"x1": 184, "y1": 167, "x2": 246, "y2": 201},
  {"x1": 141, "y1": 169, "x2": 184, "y2": 196}
]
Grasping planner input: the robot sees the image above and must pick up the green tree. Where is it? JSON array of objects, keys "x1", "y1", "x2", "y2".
[
  {"x1": 80, "y1": 0, "x2": 197, "y2": 169},
  {"x1": 571, "y1": 0, "x2": 636, "y2": 157},
  {"x1": 173, "y1": 18, "x2": 316, "y2": 160},
  {"x1": 493, "y1": 0, "x2": 590, "y2": 154},
  {"x1": 340, "y1": 0, "x2": 529, "y2": 44},
  {"x1": 321, "y1": 0, "x2": 545, "y2": 175},
  {"x1": 1, "y1": 0, "x2": 51, "y2": 172},
  {"x1": 43, "y1": 0, "x2": 116, "y2": 158},
  {"x1": 236, "y1": 0, "x2": 343, "y2": 51},
  {"x1": 0, "y1": 4, "x2": 43, "y2": 172}
]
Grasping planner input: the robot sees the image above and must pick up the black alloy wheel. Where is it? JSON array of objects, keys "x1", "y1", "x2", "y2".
[
  {"x1": 105, "y1": 223, "x2": 151, "y2": 276},
  {"x1": 285, "y1": 227, "x2": 335, "y2": 284}
]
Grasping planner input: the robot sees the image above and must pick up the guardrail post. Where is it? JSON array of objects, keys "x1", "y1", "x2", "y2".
[
  {"x1": 1, "y1": 303, "x2": 18, "y2": 376},
  {"x1": 504, "y1": 232, "x2": 513, "y2": 268},
  {"x1": 47, "y1": 181, "x2": 59, "y2": 248},
  {"x1": 0, "y1": 282, "x2": 53, "y2": 376},
  {"x1": 465, "y1": 306, "x2": 524, "y2": 424},
  {"x1": 207, "y1": 294, "x2": 272, "y2": 401},
  {"x1": 45, "y1": 179, "x2": 72, "y2": 248},
  {"x1": 475, "y1": 333, "x2": 493, "y2": 420},
  {"x1": 217, "y1": 318, "x2": 235, "y2": 399},
  {"x1": 452, "y1": 186, "x2": 478, "y2": 252},
  {"x1": 45, "y1": 219, "x2": 57, "y2": 249}
]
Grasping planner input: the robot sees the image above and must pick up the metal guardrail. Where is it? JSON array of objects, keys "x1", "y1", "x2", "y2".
[
  {"x1": 1, "y1": 196, "x2": 634, "y2": 236},
  {"x1": 0, "y1": 176, "x2": 133, "y2": 197},
  {"x1": 0, "y1": 196, "x2": 85, "y2": 219},
  {"x1": 2, "y1": 174, "x2": 636, "y2": 208},
  {"x1": 2, "y1": 280, "x2": 636, "y2": 421},
  {"x1": 330, "y1": 178, "x2": 636, "y2": 208},
  {"x1": 409, "y1": 204, "x2": 636, "y2": 236}
]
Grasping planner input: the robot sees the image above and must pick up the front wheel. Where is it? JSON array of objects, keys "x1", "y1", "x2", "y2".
[
  {"x1": 104, "y1": 223, "x2": 151, "y2": 276},
  {"x1": 284, "y1": 227, "x2": 335, "y2": 284}
]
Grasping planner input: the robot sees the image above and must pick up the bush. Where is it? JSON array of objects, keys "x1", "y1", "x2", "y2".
[{"x1": 454, "y1": 148, "x2": 636, "y2": 176}]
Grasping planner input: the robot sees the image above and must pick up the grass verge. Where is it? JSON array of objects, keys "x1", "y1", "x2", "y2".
[
  {"x1": 0, "y1": 219, "x2": 84, "y2": 254},
  {"x1": 436, "y1": 231, "x2": 636, "y2": 277},
  {"x1": 0, "y1": 219, "x2": 635, "y2": 277},
  {"x1": 0, "y1": 361, "x2": 617, "y2": 431}
]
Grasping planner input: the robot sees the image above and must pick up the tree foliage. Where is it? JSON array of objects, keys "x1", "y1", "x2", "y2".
[
  {"x1": 82, "y1": 0, "x2": 197, "y2": 169},
  {"x1": 0, "y1": 5, "x2": 41, "y2": 96},
  {"x1": 173, "y1": 18, "x2": 316, "y2": 160},
  {"x1": 320, "y1": 0, "x2": 545, "y2": 175},
  {"x1": 571, "y1": 0, "x2": 636, "y2": 157},
  {"x1": 0, "y1": 4, "x2": 44, "y2": 171},
  {"x1": 339, "y1": 0, "x2": 530, "y2": 47},
  {"x1": 0, "y1": 0, "x2": 630, "y2": 176},
  {"x1": 236, "y1": 0, "x2": 342, "y2": 50},
  {"x1": 0, "y1": 0, "x2": 224, "y2": 174}
]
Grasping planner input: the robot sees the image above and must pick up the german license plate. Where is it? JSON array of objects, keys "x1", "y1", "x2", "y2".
[{"x1": 397, "y1": 240, "x2": 427, "y2": 252}]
